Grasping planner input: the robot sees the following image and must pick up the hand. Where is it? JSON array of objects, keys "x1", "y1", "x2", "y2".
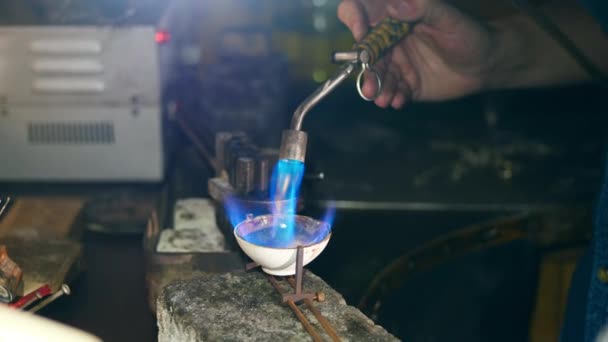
[{"x1": 338, "y1": 0, "x2": 497, "y2": 108}]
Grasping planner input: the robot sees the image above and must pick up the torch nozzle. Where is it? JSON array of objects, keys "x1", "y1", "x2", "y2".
[{"x1": 278, "y1": 130, "x2": 308, "y2": 163}]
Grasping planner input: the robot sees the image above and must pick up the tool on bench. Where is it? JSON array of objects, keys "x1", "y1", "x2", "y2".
[
  {"x1": 0, "y1": 245, "x2": 23, "y2": 303},
  {"x1": 9, "y1": 284, "x2": 52, "y2": 310},
  {"x1": 279, "y1": 18, "x2": 413, "y2": 163},
  {"x1": 0, "y1": 197, "x2": 22, "y2": 303},
  {"x1": 28, "y1": 284, "x2": 71, "y2": 313}
]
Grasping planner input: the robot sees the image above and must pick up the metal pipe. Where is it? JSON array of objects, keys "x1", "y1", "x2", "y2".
[
  {"x1": 286, "y1": 277, "x2": 341, "y2": 342},
  {"x1": 278, "y1": 130, "x2": 308, "y2": 162},
  {"x1": 290, "y1": 63, "x2": 355, "y2": 131},
  {"x1": 267, "y1": 275, "x2": 323, "y2": 342},
  {"x1": 332, "y1": 51, "x2": 359, "y2": 63}
]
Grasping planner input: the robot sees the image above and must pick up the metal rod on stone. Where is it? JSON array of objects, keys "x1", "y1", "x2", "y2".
[
  {"x1": 286, "y1": 277, "x2": 341, "y2": 342},
  {"x1": 267, "y1": 275, "x2": 322, "y2": 342}
]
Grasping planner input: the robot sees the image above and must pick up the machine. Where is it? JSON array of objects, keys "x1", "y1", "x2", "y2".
[{"x1": 0, "y1": 26, "x2": 164, "y2": 181}]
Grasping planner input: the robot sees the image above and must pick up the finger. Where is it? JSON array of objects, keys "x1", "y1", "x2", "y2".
[
  {"x1": 391, "y1": 81, "x2": 409, "y2": 109},
  {"x1": 362, "y1": 60, "x2": 386, "y2": 99},
  {"x1": 337, "y1": 0, "x2": 369, "y2": 41},
  {"x1": 374, "y1": 67, "x2": 398, "y2": 108},
  {"x1": 392, "y1": 42, "x2": 421, "y2": 100},
  {"x1": 391, "y1": 93, "x2": 406, "y2": 109}
]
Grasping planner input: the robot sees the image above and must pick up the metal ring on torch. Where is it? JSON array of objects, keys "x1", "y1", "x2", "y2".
[{"x1": 356, "y1": 63, "x2": 382, "y2": 101}]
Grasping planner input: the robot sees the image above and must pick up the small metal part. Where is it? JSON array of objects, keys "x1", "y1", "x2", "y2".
[
  {"x1": 305, "y1": 172, "x2": 325, "y2": 181},
  {"x1": 332, "y1": 49, "x2": 371, "y2": 65},
  {"x1": 332, "y1": 51, "x2": 359, "y2": 63},
  {"x1": 356, "y1": 64, "x2": 382, "y2": 101},
  {"x1": 9, "y1": 284, "x2": 52, "y2": 310},
  {"x1": 0, "y1": 245, "x2": 23, "y2": 303},
  {"x1": 256, "y1": 158, "x2": 270, "y2": 193},
  {"x1": 278, "y1": 130, "x2": 308, "y2": 162},
  {"x1": 235, "y1": 157, "x2": 255, "y2": 194},
  {"x1": 28, "y1": 284, "x2": 70, "y2": 313},
  {"x1": 280, "y1": 245, "x2": 316, "y2": 303}
]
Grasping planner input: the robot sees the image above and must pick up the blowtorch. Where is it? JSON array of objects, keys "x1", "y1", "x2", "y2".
[{"x1": 278, "y1": 18, "x2": 413, "y2": 164}]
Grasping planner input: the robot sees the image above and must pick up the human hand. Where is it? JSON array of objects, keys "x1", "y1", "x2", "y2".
[{"x1": 338, "y1": 0, "x2": 497, "y2": 108}]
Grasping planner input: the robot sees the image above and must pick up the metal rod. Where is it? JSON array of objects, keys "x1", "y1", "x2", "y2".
[
  {"x1": 267, "y1": 275, "x2": 323, "y2": 342},
  {"x1": 287, "y1": 277, "x2": 341, "y2": 342},
  {"x1": 295, "y1": 246, "x2": 304, "y2": 296},
  {"x1": 175, "y1": 116, "x2": 218, "y2": 171},
  {"x1": 9, "y1": 284, "x2": 52, "y2": 310},
  {"x1": 28, "y1": 284, "x2": 70, "y2": 313},
  {"x1": 332, "y1": 51, "x2": 359, "y2": 63},
  {"x1": 290, "y1": 63, "x2": 355, "y2": 131},
  {"x1": 0, "y1": 197, "x2": 10, "y2": 217}
]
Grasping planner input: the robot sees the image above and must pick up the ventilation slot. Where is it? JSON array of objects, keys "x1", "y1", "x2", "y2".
[{"x1": 28, "y1": 122, "x2": 115, "y2": 145}]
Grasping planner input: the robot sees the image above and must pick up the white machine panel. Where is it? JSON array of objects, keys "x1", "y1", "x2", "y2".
[
  {"x1": 0, "y1": 105, "x2": 163, "y2": 181},
  {"x1": 0, "y1": 26, "x2": 164, "y2": 181},
  {"x1": 0, "y1": 26, "x2": 159, "y2": 105}
]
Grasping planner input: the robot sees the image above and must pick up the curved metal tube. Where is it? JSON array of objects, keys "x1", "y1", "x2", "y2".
[{"x1": 290, "y1": 63, "x2": 356, "y2": 131}]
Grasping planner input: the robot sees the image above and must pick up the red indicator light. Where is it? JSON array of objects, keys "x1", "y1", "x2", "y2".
[{"x1": 155, "y1": 30, "x2": 170, "y2": 44}]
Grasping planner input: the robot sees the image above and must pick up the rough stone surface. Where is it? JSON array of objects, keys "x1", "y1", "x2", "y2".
[{"x1": 157, "y1": 271, "x2": 399, "y2": 342}]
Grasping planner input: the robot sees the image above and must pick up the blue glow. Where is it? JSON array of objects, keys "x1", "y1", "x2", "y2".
[
  {"x1": 223, "y1": 195, "x2": 271, "y2": 228},
  {"x1": 224, "y1": 158, "x2": 336, "y2": 248},
  {"x1": 270, "y1": 159, "x2": 304, "y2": 207},
  {"x1": 238, "y1": 216, "x2": 332, "y2": 249},
  {"x1": 269, "y1": 159, "x2": 305, "y2": 244},
  {"x1": 321, "y1": 201, "x2": 336, "y2": 227}
]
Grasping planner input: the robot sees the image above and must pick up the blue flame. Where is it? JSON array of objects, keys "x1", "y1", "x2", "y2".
[
  {"x1": 268, "y1": 159, "x2": 305, "y2": 244},
  {"x1": 224, "y1": 158, "x2": 335, "y2": 248},
  {"x1": 270, "y1": 159, "x2": 304, "y2": 209},
  {"x1": 321, "y1": 201, "x2": 336, "y2": 227},
  {"x1": 224, "y1": 194, "x2": 262, "y2": 228}
]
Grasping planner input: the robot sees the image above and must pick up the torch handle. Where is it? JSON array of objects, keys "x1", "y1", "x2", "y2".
[{"x1": 354, "y1": 18, "x2": 412, "y2": 65}]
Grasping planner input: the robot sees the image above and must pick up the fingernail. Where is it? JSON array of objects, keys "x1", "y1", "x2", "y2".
[{"x1": 388, "y1": 0, "x2": 411, "y2": 19}]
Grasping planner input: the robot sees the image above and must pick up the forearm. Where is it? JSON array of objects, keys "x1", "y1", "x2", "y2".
[{"x1": 484, "y1": 1, "x2": 608, "y2": 90}]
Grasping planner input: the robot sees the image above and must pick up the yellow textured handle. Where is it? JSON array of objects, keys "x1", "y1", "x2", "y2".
[{"x1": 354, "y1": 18, "x2": 411, "y2": 65}]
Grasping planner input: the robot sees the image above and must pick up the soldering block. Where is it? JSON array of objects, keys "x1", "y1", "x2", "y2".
[
  {"x1": 156, "y1": 228, "x2": 226, "y2": 253},
  {"x1": 157, "y1": 271, "x2": 399, "y2": 342}
]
